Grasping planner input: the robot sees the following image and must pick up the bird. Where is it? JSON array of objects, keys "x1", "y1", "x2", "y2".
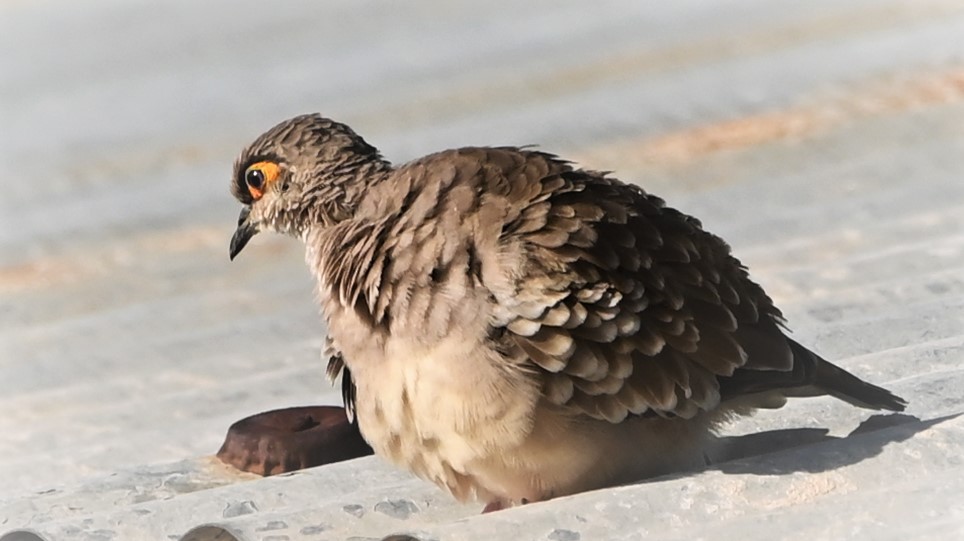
[{"x1": 228, "y1": 113, "x2": 906, "y2": 511}]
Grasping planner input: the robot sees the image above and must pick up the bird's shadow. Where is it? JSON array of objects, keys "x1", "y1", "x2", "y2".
[{"x1": 702, "y1": 411, "x2": 960, "y2": 476}]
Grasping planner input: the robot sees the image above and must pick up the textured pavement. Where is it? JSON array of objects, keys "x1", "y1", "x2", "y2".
[{"x1": 2, "y1": 0, "x2": 963, "y2": 539}]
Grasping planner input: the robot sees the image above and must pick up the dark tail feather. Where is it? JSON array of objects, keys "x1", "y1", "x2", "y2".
[
  {"x1": 790, "y1": 340, "x2": 907, "y2": 412},
  {"x1": 813, "y1": 356, "x2": 907, "y2": 412}
]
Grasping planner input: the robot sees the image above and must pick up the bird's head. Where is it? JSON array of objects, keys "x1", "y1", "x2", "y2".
[{"x1": 229, "y1": 113, "x2": 388, "y2": 260}]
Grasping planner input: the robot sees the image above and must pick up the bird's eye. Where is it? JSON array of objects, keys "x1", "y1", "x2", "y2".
[
  {"x1": 243, "y1": 161, "x2": 281, "y2": 200},
  {"x1": 246, "y1": 169, "x2": 265, "y2": 190}
]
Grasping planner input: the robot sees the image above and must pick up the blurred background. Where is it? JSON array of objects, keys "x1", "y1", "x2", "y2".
[{"x1": 2, "y1": 0, "x2": 963, "y2": 522}]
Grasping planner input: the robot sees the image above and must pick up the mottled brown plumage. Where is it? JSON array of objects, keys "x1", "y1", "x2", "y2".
[{"x1": 228, "y1": 113, "x2": 905, "y2": 508}]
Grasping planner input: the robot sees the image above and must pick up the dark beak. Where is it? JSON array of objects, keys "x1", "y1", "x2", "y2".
[{"x1": 229, "y1": 207, "x2": 259, "y2": 260}]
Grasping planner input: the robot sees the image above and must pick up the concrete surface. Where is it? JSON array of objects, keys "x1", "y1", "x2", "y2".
[{"x1": 1, "y1": 0, "x2": 963, "y2": 539}]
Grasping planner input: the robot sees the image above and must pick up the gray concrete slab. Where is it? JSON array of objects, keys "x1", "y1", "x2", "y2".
[{"x1": 2, "y1": 0, "x2": 963, "y2": 539}]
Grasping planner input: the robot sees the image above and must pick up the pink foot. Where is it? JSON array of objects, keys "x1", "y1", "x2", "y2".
[
  {"x1": 482, "y1": 500, "x2": 507, "y2": 513},
  {"x1": 482, "y1": 497, "x2": 535, "y2": 513}
]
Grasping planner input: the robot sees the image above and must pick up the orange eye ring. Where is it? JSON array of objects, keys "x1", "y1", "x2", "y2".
[{"x1": 244, "y1": 161, "x2": 281, "y2": 200}]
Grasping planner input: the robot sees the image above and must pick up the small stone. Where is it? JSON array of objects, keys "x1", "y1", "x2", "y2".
[
  {"x1": 343, "y1": 503, "x2": 366, "y2": 517},
  {"x1": 300, "y1": 524, "x2": 330, "y2": 535},
  {"x1": 548, "y1": 529, "x2": 581, "y2": 541},
  {"x1": 256, "y1": 520, "x2": 288, "y2": 531},
  {"x1": 222, "y1": 499, "x2": 259, "y2": 518},
  {"x1": 89, "y1": 530, "x2": 116, "y2": 541},
  {"x1": 374, "y1": 499, "x2": 420, "y2": 519}
]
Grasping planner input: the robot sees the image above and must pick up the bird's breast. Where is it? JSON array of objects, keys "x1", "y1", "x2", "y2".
[{"x1": 344, "y1": 332, "x2": 540, "y2": 499}]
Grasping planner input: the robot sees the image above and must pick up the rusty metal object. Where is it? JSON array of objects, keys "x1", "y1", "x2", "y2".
[{"x1": 217, "y1": 406, "x2": 372, "y2": 476}]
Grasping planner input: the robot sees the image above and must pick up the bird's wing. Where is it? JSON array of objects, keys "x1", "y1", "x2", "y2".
[
  {"x1": 482, "y1": 150, "x2": 799, "y2": 423},
  {"x1": 324, "y1": 337, "x2": 358, "y2": 423}
]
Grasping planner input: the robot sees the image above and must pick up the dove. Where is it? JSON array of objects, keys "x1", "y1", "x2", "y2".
[{"x1": 228, "y1": 113, "x2": 905, "y2": 511}]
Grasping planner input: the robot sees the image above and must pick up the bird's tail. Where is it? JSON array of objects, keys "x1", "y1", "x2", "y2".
[{"x1": 787, "y1": 339, "x2": 907, "y2": 412}]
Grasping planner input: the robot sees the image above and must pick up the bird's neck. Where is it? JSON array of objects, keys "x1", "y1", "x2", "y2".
[
  {"x1": 304, "y1": 215, "x2": 393, "y2": 345},
  {"x1": 298, "y1": 159, "x2": 393, "y2": 230}
]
